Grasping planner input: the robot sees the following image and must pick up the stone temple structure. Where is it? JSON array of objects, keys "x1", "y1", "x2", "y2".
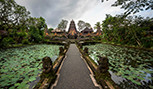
[
  {"x1": 50, "y1": 20, "x2": 102, "y2": 39},
  {"x1": 67, "y1": 20, "x2": 78, "y2": 39}
]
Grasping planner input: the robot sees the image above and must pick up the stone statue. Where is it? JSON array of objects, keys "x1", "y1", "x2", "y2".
[
  {"x1": 59, "y1": 47, "x2": 64, "y2": 55},
  {"x1": 42, "y1": 56, "x2": 52, "y2": 74},
  {"x1": 64, "y1": 44, "x2": 68, "y2": 49},
  {"x1": 97, "y1": 56, "x2": 109, "y2": 73},
  {"x1": 84, "y1": 47, "x2": 88, "y2": 54},
  {"x1": 78, "y1": 43, "x2": 82, "y2": 49},
  {"x1": 80, "y1": 44, "x2": 83, "y2": 49}
]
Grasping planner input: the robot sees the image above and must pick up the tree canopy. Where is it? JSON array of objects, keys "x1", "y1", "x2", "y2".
[
  {"x1": 0, "y1": 0, "x2": 48, "y2": 47},
  {"x1": 57, "y1": 19, "x2": 68, "y2": 31},
  {"x1": 48, "y1": 28, "x2": 54, "y2": 33},
  {"x1": 0, "y1": 0, "x2": 30, "y2": 30},
  {"x1": 94, "y1": 22, "x2": 101, "y2": 31},
  {"x1": 101, "y1": 0, "x2": 153, "y2": 15},
  {"x1": 101, "y1": 14, "x2": 153, "y2": 48},
  {"x1": 77, "y1": 20, "x2": 91, "y2": 32}
]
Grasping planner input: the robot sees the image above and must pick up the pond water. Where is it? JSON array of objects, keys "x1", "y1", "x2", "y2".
[
  {"x1": 0, "y1": 44, "x2": 62, "y2": 89},
  {"x1": 84, "y1": 44, "x2": 153, "y2": 89}
]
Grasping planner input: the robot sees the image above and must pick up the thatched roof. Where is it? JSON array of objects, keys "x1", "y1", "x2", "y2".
[{"x1": 81, "y1": 27, "x2": 93, "y2": 33}]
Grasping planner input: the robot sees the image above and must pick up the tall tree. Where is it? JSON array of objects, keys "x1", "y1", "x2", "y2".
[
  {"x1": 57, "y1": 19, "x2": 68, "y2": 31},
  {"x1": 85, "y1": 23, "x2": 91, "y2": 28},
  {"x1": 77, "y1": 20, "x2": 86, "y2": 31},
  {"x1": 94, "y1": 22, "x2": 101, "y2": 31},
  {"x1": 77, "y1": 20, "x2": 91, "y2": 31},
  {"x1": 26, "y1": 17, "x2": 47, "y2": 42},
  {"x1": 48, "y1": 28, "x2": 54, "y2": 33},
  {"x1": 101, "y1": 14, "x2": 153, "y2": 47},
  {"x1": 0, "y1": 0, "x2": 30, "y2": 30}
]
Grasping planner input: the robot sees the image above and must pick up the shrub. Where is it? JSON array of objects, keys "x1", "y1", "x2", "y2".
[
  {"x1": 17, "y1": 32, "x2": 26, "y2": 37},
  {"x1": 141, "y1": 37, "x2": 153, "y2": 48},
  {"x1": 0, "y1": 37, "x2": 15, "y2": 47},
  {"x1": 22, "y1": 39, "x2": 29, "y2": 44}
]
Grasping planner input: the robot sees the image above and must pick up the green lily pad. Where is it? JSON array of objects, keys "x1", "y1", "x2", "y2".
[
  {"x1": 84, "y1": 43, "x2": 153, "y2": 88},
  {"x1": 0, "y1": 44, "x2": 62, "y2": 88},
  {"x1": 132, "y1": 80, "x2": 141, "y2": 85}
]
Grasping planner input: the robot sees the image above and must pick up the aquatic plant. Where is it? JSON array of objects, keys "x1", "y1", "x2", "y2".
[
  {"x1": 0, "y1": 44, "x2": 62, "y2": 88},
  {"x1": 84, "y1": 44, "x2": 153, "y2": 89}
]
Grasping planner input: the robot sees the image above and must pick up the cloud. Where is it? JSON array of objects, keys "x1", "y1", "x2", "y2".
[
  {"x1": 15, "y1": 0, "x2": 153, "y2": 29},
  {"x1": 15, "y1": 0, "x2": 98, "y2": 28},
  {"x1": 75, "y1": 0, "x2": 124, "y2": 28}
]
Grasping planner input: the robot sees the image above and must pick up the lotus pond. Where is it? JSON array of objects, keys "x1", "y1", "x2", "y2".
[
  {"x1": 0, "y1": 44, "x2": 62, "y2": 89},
  {"x1": 84, "y1": 44, "x2": 153, "y2": 89}
]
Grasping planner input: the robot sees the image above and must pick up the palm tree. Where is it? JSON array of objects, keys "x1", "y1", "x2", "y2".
[
  {"x1": 94, "y1": 22, "x2": 102, "y2": 36},
  {"x1": 94, "y1": 22, "x2": 101, "y2": 31}
]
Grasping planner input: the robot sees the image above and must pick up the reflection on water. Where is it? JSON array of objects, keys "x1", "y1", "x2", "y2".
[
  {"x1": 28, "y1": 70, "x2": 41, "y2": 89},
  {"x1": 84, "y1": 44, "x2": 153, "y2": 89},
  {"x1": 109, "y1": 71, "x2": 125, "y2": 84},
  {"x1": 51, "y1": 56, "x2": 58, "y2": 62}
]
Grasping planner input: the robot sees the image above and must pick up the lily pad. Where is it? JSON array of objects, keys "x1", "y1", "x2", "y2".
[
  {"x1": 84, "y1": 43, "x2": 153, "y2": 88},
  {"x1": 0, "y1": 44, "x2": 62, "y2": 88}
]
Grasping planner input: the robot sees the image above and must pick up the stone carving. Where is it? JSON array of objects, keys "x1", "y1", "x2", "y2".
[
  {"x1": 97, "y1": 56, "x2": 109, "y2": 73},
  {"x1": 78, "y1": 43, "x2": 82, "y2": 49},
  {"x1": 42, "y1": 56, "x2": 52, "y2": 74},
  {"x1": 84, "y1": 47, "x2": 88, "y2": 54},
  {"x1": 64, "y1": 44, "x2": 68, "y2": 49},
  {"x1": 80, "y1": 44, "x2": 83, "y2": 49},
  {"x1": 59, "y1": 47, "x2": 64, "y2": 55}
]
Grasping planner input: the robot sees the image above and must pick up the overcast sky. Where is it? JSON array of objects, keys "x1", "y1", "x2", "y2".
[{"x1": 15, "y1": 0, "x2": 153, "y2": 30}]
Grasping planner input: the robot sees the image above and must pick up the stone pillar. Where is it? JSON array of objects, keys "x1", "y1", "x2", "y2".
[
  {"x1": 97, "y1": 56, "x2": 109, "y2": 73},
  {"x1": 42, "y1": 56, "x2": 53, "y2": 74}
]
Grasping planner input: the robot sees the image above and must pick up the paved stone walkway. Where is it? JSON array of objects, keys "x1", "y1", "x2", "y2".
[{"x1": 53, "y1": 44, "x2": 99, "y2": 89}]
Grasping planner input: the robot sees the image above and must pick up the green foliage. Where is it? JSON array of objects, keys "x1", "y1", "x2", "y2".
[
  {"x1": 22, "y1": 39, "x2": 29, "y2": 44},
  {"x1": 101, "y1": 14, "x2": 153, "y2": 48},
  {"x1": 29, "y1": 26, "x2": 43, "y2": 43},
  {"x1": 48, "y1": 28, "x2": 54, "y2": 33},
  {"x1": 17, "y1": 32, "x2": 26, "y2": 37},
  {"x1": 0, "y1": 0, "x2": 48, "y2": 47},
  {"x1": 101, "y1": 0, "x2": 153, "y2": 15},
  {"x1": 57, "y1": 19, "x2": 68, "y2": 31},
  {"x1": 141, "y1": 37, "x2": 153, "y2": 48},
  {"x1": 26, "y1": 17, "x2": 47, "y2": 43},
  {"x1": 0, "y1": 44, "x2": 62, "y2": 88},
  {"x1": 77, "y1": 20, "x2": 91, "y2": 31},
  {"x1": 0, "y1": 0, "x2": 30, "y2": 30},
  {"x1": 0, "y1": 37, "x2": 15, "y2": 47},
  {"x1": 85, "y1": 22, "x2": 91, "y2": 28},
  {"x1": 92, "y1": 36, "x2": 102, "y2": 41},
  {"x1": 84, "y1": 44, "x2": 153, "y2": 88},
  {"x1": 94, "y1": 22, "x2": 101, "y2": 31}
]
